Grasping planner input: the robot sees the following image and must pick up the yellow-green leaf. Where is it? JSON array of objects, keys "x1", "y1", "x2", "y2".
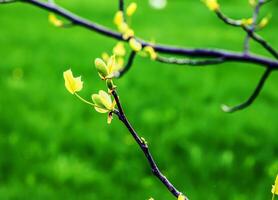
[
  {"x1": 92, "y1": 90, "x2": 115, "y2": 114},
  {"x1": 126, "y1": 2, "x2": 137, "y2": 16},
  {"x1": 129, "y1": 38, "x2": 142, "y2": 52},
  {"x1": 249, "y1": 0, "x2": 257, "y2": 7},
  {"x1": 113, "y1": 42, "x2": 126, "y2": 57},
  {"x1": 114, "y1": 11, "x2": 124, "y2": 26},
  {"x1": 95, "y1": 58, "x2": 108, "y2": 79},
  {"x1": 101, "y1": 52, "x2": 110, "y2": 62},
  {"x1": 48, "y1": 13, "x2": 63, "y2": 27},
  {"x1": 272, "y1": 175, "x2": 278, "y2": 195},
  {"x1": 107, "y1": 55, "x2": 117, "y2": 75},
  {"x1": 258, "y1": 15, "x2": 271, "y2": 29},
  {"x1": 178, "y1": 194, "x2": 186, "y2": 200},
  {"x1": 123, "y1": 28, "x2": 134, "y2": 40},
  {"x1": 63, "y1": 69, "x2": 83, "y2": 94},
  {"x1": 203, "y1": 0, "x2": 220, "y2": 11},
  {"x1": 143, "y1": 46, "x2": 157, "y2": 60},
  {"x1": 241, "y1": 18, "x2": 254, "y2": 26}
]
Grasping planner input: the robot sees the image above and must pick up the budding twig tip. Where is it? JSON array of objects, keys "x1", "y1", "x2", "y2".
[{"x1": 221, "y1": 104, "x2": 233, "y2": 113}]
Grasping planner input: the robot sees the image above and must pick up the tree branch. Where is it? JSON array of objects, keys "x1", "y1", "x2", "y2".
[
  {"x1": 116, "y1": 51, "x2": 136, "y2": 78},
  {"x1": 111, "y1": 90, "x2": 188, "y2": 200},
  {"x1": 244, "y1": 27, "x2": 278, "y2": 59},
  {"x1": 157, "y1": 55, "x2": 226, "y2": 66},
  {"x1": 119, "y1": 0, "x2": 124, "y2": 12},
  {"x1": 216, "y1": 9, "x2": 278, "y2": 60},
  {"x1": 222, "y1": 67, "x2": 272, "y2": 113},
  {"x1": 243, "y1": 0, "x2": 266, "y2": 53},
  {"x1": 215, "y1": 3, "x2": 277, "y2": 112},
  {"x1": 2, "y1": 0, "x2": 278, "y2": 113},
  {"x1": 13, "y1": 0, "x2": 278, "y2": 69}
]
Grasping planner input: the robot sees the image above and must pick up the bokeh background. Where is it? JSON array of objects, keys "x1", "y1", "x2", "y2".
[{"x1": 0, "y1": 0, "x2": 278, "y2": 199}]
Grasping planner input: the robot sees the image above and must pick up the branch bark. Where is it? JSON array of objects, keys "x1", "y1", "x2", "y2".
[
  {"x1": 14, "y1": 0, "x2": 278, "y2": 69},
  {"x1": 111, "y1": 90, "x2": 188, "y2": 200},
  {"x1": 222, "y1": 67, "x2": 272, "y2": 113}
]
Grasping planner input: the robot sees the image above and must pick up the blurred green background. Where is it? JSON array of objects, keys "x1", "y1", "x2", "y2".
[{"x1": 0, "y1": 0, "x2": 278, "y2": 199}]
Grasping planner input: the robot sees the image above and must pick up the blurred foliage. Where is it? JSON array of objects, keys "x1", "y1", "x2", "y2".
[{"x1": 0, "y1": 0, "x2": 278, "y2": 199}]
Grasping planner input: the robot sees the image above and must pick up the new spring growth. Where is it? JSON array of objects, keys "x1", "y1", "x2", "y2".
[
  {"x1": 101, "y1": 43, "x2": 126, "y2": 73},
  {"x1": 143, "y1": 46, "x2": 157, "y2": 60},
  {"x1": 113, "y1": 42, "x2": 126, "y2": 71},
  {"x1": 64, "y1": 69, "x2": 99, "y2": 110},
  {"x1": 113, "y1": 42, "x2": 126, "y2": 57},
  {"x1": 63, "y1": 69, "x2": 83, "y2": 94},
  {"x1": 258, "y1": 15, "x2": 271, "y2": 29},
  {"x1": 141, "y1": 137, "x2": 148, "y2": 145},
  {"x1": 240, "y1": 18, "x2": 254, "y2": 26},
  {"x1": 114, "y1": 11, "x2": 134, "y2": 39},
  {"x1": 95, "y1": 55, "x2": 118, "y2": 80},
  {"x1": 114, "y1": 11, "x2": 124, "y2": 27},
  {"x1": 272, "y1": 175, "x2": 278, "y2": 196},
  {"x1": 126, "y1": 2, "x2": 137, "y2": 17},
  {"x1": 92, "y1": 90, "x2": 116, "y2": 124},
  {"x1": 114, "y1": 2, "x2": 137, "y2": 40},
  {"x1": 178, "y1": 194, "x2": 186, "y2": 200},
  {"x1": 48, "y1": 13, "x2": 63, "y2": 27},
  {"x1": 63, "y1": 70, "x2": 116, "y2": 124},
  {"x1": 129, "y1": 38, "x2": 142, "y2": 52},
  {"x1": 203, "y1": 0, "x2": 220, "y2": 11}
]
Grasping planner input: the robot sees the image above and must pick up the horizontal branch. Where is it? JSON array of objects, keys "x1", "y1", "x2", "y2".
[
  {"x1": 157, "y1": 55, "x2": 226, "y2": 66},
  {"x1": 18, "y1": 0, "x2": 278, "y2": 69}
]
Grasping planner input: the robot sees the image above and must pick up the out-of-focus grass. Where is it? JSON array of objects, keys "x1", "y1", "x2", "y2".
[{"x1": 0, "y1": 0, "x2": 277, "y2": 200}]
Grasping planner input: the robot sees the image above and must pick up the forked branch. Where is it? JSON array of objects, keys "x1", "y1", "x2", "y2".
[{"x1": 4, "y1": 0, "x2": 277, "y2": 69}]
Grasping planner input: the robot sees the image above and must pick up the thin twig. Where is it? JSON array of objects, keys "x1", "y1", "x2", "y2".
[
  {"x1": 215, "y1": 3, "x2": 277, "y2": 112},
  {"x1": 216, "y1": 9, "x2": 278, "y2": 60},
  {"x1": 244, "y1": 27, "x2": 278, "y2": 59},
  {"x1": 116, "y1": 51, "x2": 136, "y2": 78},
  {"x1": 243, "y1": 0, "x2": 265, "y2": 53},
  {"x1": 111, "y1": 90, "x2": 188, "y2": 200},
  {"x1": 222, "y1": 67, "x2": 272, "y2": 113},
  {"x1": 216, "y1": 11, "x2": 242, "y2": 27}
]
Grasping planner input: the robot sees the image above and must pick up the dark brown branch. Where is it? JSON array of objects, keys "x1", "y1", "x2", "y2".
[
  {"x1": 116, "y1": 51, "x2": 136, "y2": 78},
  {"x1": 111, "y1": 90, "x2": 188, "y2": 200},
  {"x1": 222, "y1": 67, "x2": 272, "y2": 113},
  {"x1": 13, "y1": 0, "x2": 278, "y2": 69}
]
